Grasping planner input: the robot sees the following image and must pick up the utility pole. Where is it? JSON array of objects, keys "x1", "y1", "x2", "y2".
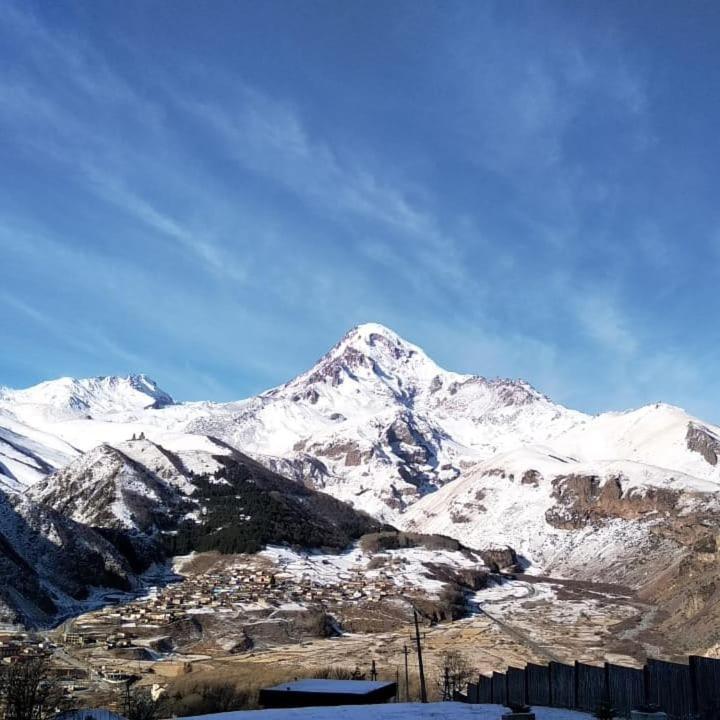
[
  {"x1": 403, "y1": 644, "x2": 411, "y2": 702},
  {"x1": 414, "y1": 610, "x2": 428, "y2": 703}
]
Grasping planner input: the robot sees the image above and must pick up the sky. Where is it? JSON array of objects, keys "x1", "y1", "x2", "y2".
[{"x1": 1, "y1": 1, "x2": 720, "y2": 421}]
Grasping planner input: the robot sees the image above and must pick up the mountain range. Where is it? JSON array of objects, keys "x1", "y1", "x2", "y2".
[{"x1": 2, "y1": 323, "x2": 720, "y2": 643}]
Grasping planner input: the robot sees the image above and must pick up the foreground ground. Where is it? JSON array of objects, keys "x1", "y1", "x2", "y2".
[{"x1": 180, "y1": 703, "x2": 594, "y2": 720}]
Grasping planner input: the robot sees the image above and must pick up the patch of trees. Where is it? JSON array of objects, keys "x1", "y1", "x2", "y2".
[
  {"x1": 411, "y1": 582, "x2": 470, "y2": 623},
  {"x1": 0, "y1": 658, "x2": 65, "y2": 720},
  {"x1": 163, "y1": 456, "x2": 382, "y2": 556}
]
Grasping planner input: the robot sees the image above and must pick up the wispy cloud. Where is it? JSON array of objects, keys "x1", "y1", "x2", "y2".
[
  {"x1": 177, "y1": 84, "x2": 470, "y2": 289},
  {"x1": 574, "y1": 293, "x2": 638, "y2": 357},
  {"x1": 1, "y1": 3, "x2": 718, "y2": 421}
]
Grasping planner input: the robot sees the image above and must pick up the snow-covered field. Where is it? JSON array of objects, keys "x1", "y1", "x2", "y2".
[
  {"x1": 259, "y1": 543, "x2": 488, "y2": 595},
  {"x1": 179, "y1": 703, "x2": 593, "y2": 720}
]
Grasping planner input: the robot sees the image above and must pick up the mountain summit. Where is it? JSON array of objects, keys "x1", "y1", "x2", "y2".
[
  {"x1": 0, "y1": 374, "x2": 174, "y2": 420},
  {"x1": 180, "y1": 324, "x2": 584, "y2": 519}
]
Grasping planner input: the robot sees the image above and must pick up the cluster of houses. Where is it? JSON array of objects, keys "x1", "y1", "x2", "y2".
[
  {"x1": 56, "y1": 561, "x2": 414, "y2": 648},
  {"x1": 63, "y1": 631, "x2": 133, "y2": 650},
  {"x1": 0, "y1": 633, "x2": 54, "y2": 664}
]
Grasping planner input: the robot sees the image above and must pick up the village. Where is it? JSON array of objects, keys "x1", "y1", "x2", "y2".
[
  {"x1": 0, "y1": 547, "x2": 669, "y2": 718},
  {"x1": 60, "y1": 557, "x2": 413, "y2": 637},
  {"x1": 0, "y1": 552, "x2": 454, "y2": 703}
]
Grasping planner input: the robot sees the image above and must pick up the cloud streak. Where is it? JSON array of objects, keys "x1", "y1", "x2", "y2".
[{"x1": 1, "y1": 3, "x2": 718, "y2": 421}]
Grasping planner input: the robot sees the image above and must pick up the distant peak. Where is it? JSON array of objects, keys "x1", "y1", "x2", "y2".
[{"x1": 3, "y1": 373, "x2": 174, "y2": 413}]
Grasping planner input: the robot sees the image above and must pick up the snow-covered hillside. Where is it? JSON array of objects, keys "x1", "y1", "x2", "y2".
[
  {"x1": 0, "y1": 374, "x2": 172, "y2": 488},
  {"x1": 0, "y1": 411, "x2": 78, "y2": 489},
  {"x1": 2, "y1": 322, "x2": 720, "y2": 589},
  {"x1": 0, "y1": 485, "x2": 143, "y2": 627},
  {"x1": 403, "y1": 445, "x2": 720, "y2": 584}
]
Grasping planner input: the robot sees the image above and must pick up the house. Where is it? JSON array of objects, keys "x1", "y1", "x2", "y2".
[{"x1": 258, "y1": 679, "x2": 397, "y2": 708}]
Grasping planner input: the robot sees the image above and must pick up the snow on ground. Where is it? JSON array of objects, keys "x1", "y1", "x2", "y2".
[
  {"x1": 259, "y1": 543, "x2": 488, "y2": 596},
  {"x1": 553, "y1": 402, "x2": 720, "y2": 484},
  {"x1": 470, "y1": 577, "x2": 607, "y2": 626},
  {"x1": 178, "y1": 703, "x2": 593, "y2": 720},
  {"x1": 473, "y1": 577, "x2": 556, "y2": 605}
]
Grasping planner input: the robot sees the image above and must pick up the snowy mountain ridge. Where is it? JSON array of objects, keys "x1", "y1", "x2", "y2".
[
  {"x1": 2, "y1": 322, "x2": 720, "y2": 586},
  {"x1": 0, "y1": 373, "x2": 174, "y2": 421}
]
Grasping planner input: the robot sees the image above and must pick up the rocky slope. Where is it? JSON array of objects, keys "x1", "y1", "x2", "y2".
[
  {"x1": 402, "y1": 446, "x2": 720, "y2": 584},
  {"x1": 1, "y1": 434, "x2": 384, "y2": 627},
  {"x1": 0, "y1": 487, "x2": 141, "y2": 627}
]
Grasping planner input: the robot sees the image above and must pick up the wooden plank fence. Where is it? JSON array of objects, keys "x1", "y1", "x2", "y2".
[
  {"x1": 550, "y1": 661, "x2": 575, "y2": 708},
  {"x1": 507, "y1": 666, "x2": 526, "y2": 705},
  {"x1": 466, "y1": 654, "x2": 720, "y2": 719},
  {"x1": 606, "y1": 663, "x2": 644, "y2": 718},
  {"x1": 575, "y1": 661, "x2": 606, "y2": 712},
  {"x1": 526, "y1": 663, "x2": 550, "y2": 707},
  {"x1": 690, "y1": 655, "x2": 720, "y2": 718},
  {"x1": 492, "y1": 671, "x2": 507, "y2": 704}
]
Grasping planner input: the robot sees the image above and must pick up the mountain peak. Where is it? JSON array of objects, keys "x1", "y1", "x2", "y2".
[
  {"x1": 332, "y1": 323, "x2": 441, "y2": 369},
  {"x1": 1, "y1": 374, "x2": 174, "y2": 418},
  {"x1": 343, "y1": 322, "x2": 406, "y2": 343}
]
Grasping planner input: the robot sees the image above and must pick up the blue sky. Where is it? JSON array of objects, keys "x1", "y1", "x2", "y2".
[{"x1": 1, "y1": 1, "x2": 719, "y2": 420}]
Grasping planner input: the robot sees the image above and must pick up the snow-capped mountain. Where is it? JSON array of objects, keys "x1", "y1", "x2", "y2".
[
  {"x1": 2, "y1": 322, "x2": 720, "y2": 595},
  {"x1": 0, "y1": 373, "x2": 173, "y2": 423},
  {"x1": 0, "y1": 374, "x2": 172, "y2": 489},
  {"x1": 177, "y1": 323, "x2": 586, "y2": 519}
]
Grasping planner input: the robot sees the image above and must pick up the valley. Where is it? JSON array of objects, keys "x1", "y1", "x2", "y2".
[{"x1": 0, "y1": 562, "x2": 677, "y2": 711}]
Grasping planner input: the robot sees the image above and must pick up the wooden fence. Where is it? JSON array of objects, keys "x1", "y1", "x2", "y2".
[{"x1": 466, "y1": 655, "x2": 720, "y2": 719}]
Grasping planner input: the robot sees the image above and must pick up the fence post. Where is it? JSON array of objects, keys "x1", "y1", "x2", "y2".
[
  {"x1": 574, "y1": 660, "x2": 580, "y2": 709},
  {"x1": 603, "y1": 662, "x2": 610, "y2": 703},
  {"x1": 643, "y1": 663, "x2": 651, "y2": 706},
  {"x1": 548, "y1": 663, "x2": 554, "y2": 707},
  {"x1": 524, "y1": 665, "x2": 529, "y2": 705},
  {"x1": 490, "y1": 673, "x2": 494, "y2": 704},
  {"x1": 505, "y1": 671, "x2": 510, "y2": 706},
  {"x1": 689, "y1": 655, "x2": 700, "y2": 717}
]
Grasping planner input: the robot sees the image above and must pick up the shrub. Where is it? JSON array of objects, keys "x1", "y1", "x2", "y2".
[
  {"x1": 506, "y1": 702, "x2": 531, "y2": 713},
  {"x1": 594, "y1": 699, "x2": 616, "y2": 720},
  {"x1": 313, "y1": 666, "x2": 364, "y2": 680}
]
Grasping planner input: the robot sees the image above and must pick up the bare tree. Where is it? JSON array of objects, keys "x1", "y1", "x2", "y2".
[
  {"x1": 0, "y1": 658, "x2": 64, "y2": 720},
  {"x1": 436, "y1": 649, "x2": 474, "y2": 700},
  {"x1": 122, "y1": 685, "x2": 165, "y2": 720}
]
